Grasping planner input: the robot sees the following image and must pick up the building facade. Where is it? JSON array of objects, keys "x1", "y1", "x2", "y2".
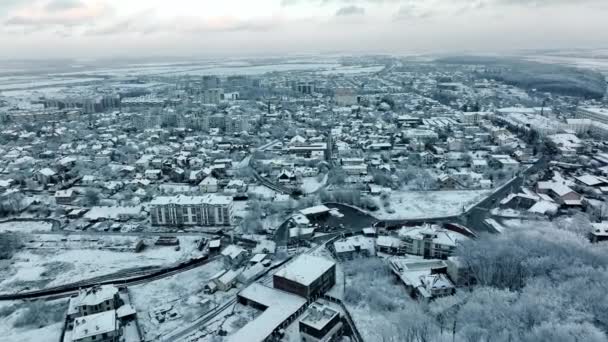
[{"x1": 150, "y1": 195, "x2": 233, "y2": 227}]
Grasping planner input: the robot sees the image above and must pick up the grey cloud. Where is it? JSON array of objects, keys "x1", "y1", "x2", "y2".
[{"x1": 336, "y1": 5, "x2": 366, "y2": 16}]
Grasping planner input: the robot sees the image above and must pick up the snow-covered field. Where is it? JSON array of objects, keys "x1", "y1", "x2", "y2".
[
  {"x1": 249, "y1": 185, "x2": 280, "y2": 199},
  {"x1": 0, "y1": 235, "x2": 203, "y2": 292},
  {"x1": 0, "y1": 221, "x2": 53, "y2": 233},
  {"x1": 300, "y1": 175, "x2": 327, "y2": 194},
  {"x1": 371, "y1": 190, "x2": 491, "y2": 220},
  {"x1": 0, "y1": 299, "x2": 67, "y2": 342},
  {"x1": 129, "y1": 259, "x2": 230, "y2": 340}
]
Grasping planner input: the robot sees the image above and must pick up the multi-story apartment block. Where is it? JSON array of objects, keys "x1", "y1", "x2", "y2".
[
  {"x1": 150, "y1": 194, "x2": 233, "y2": 227},
  {"x1": 397, "y1": 225, "x2": 467, "y2": 259}
]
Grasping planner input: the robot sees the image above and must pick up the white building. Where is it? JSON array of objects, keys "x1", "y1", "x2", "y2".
[
  {"x1": 150, "y1": 194, "x2": 233, "y2": 226},
  {"x1": 577, "y1": 107, "x2": 608, "y2": 124},
  {"x1": 397, "y1": 225, "x2": 467, "y2": 259},
  {"x1": 71, "y1": 310, "x2": 120, "y2": 342}
]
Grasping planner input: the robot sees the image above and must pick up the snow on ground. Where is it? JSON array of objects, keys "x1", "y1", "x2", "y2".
[
  {"x1": 0, "y1": 221, "x2": 53, "y2": 233},
  {"x1": 301, "y1": 175, "x2": 327, "y2": 194},
  {"x1": 249, "y1": 185, "x2": 280, "y2": 200},
  {"x1": 342, "y1": 258, "x2": 418, "y2": 341},
  {"x1": 500, "y1": 218, "x2": 557, "y2": 231},
  {"x1": 130, "y1": 258, "x2": 232, "y2": 340},
  {"x1": 0, "y1": 235, "x2": 203, "y2": 292},
  {"x1": 232, "y1": 200, "x2": 249, "y2": 220},
  {"x1": 371, "y1": 190, "x2": 491, "y2": 220},
  {"x1": 0, "y1": 299, "x2": 67, "y2": 342}
]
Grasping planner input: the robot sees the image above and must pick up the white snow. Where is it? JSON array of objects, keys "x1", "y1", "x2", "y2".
[
  {"x1": 371, "y1": 190, "x2": 491, "y2": 220},
  {"x1": 0, "y1": 235, "x2": 203, "y2": 292},
  {"x1": 0, "y1": 221, "x2": 52, "y2": 233},
  {"x1": 130, "y1": 259, "x2": 229, "y2": 340},
  {"x1": 301, "y1": 175, "x2": 327, "y2": 194}
]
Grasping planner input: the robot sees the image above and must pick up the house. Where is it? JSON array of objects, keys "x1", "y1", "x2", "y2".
[
  {"x1": 472, "y1": 159, "x2": 488, "y2": 173},
  {"x1": 36, "y1": 167, "x2": 57, "y2": 185},
  {"x1": 590, "y1": 222, "x2": 608, "y2": 243},
  {"x1": 417, "y1": 274, "x2": 456, "y2": 300},
  {"x1": 388, "y1": 258, "x2": 452, "y2": 299},
  {"x1": 333, "y1": 236, "x2": 375, "y2": 260},
  {"x1": 376, "y1": 236, "x2": 403, "y2": 254},
  {"x1": 225, "y1": 179, "x2": 248, "y2": 194},
  {"x1": 273, "y1": 255, "x2": 336, "y2": 298},
  {"x1": 397, "y1": 225, "x2": 467, "y2": 259},
  {"x1": 214, "y1": 269, "x2": 241, "y2": 291},
  {"x1": 55, "y1": 189, "x2": 76, "y2": 205},
  {"x1": 71, "y1": 310, "x2": 121, "y2": 342},
  {"x1": 69, "y1": 285, "x2": 120, "y2": 319},
  {"x1": 342, "y1": 164, "x2": 368, "y2": 175},
  {"x1": 299, "y1": 303, "x2": 343, "y2": 342},
  {"x1": 199, "y1": 175, "x2": 219, "y2": 193},
  {"x1": 144, "y1": 169, "x2": 162, "y2": 180},
  {"x1": 437, "y1": 174, "x2": 458, "y2": 190},
  {"x1": 221, "y1": 244, "x2": 248, "y2": 268},
  {"x1": 277, "y1": 169, "x2": 297, "y2": 184},
  {"x1": 536, "y1": 181, "x2": 583, "y2": 206}
]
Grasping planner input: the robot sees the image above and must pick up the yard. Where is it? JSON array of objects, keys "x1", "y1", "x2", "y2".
[{"x1": 129, "y1": 259, "x2": 234, "y2": 340}]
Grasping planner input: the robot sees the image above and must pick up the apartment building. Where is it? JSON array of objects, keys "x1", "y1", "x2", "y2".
[{"x1": 150, "y1": 194, "x2": 233, "y2": 227}]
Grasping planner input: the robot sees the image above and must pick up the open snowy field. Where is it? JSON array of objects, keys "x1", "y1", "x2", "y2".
[
  {"x1": 371, "y1": 190, "x2": 491, "y2": 220},
  {"x1": 0, "y1": 235, "x2": 203, "y2": 293},
  {"x1": 301, "y1": 175, "x2": 327, "y2": 194},
  {"x1": 0, "y1": 299, "x2": 67, "y2": 342},
  {"x1": 0, "y1": 220, "x2": 53, "y2": 233},
  {"x1": 129, "y1": 258, "x2": 231, "y2": 340}
]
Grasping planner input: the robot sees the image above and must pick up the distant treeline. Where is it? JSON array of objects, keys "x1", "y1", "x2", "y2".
[{"x1": 437, "y1": 56, "x2": 607, "y2": 99}]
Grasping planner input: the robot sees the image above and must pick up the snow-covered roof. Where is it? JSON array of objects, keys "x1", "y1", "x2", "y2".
[
  {"x1": 537, "y1": 181, "x2": 577, "y2": 197},
  {"x1": 77, "y1": 285, "x2": 118, "y2": 307},
  {"x1": 299, "y1": 205, "x2": 330, "y2": 216},
  {"x1": 274, "y1": 255, "x2": 335, "y2": 286},
  {"x1": 221, "y1": 244, "x2": 246, "y2": 259},
  {"x1": 229, "y1": 283, "x2": 307, "y2": 342},
  {"x1": 72, "y1": 310, "x2": 117, "y2": 340},
  {"x1": 376, "y1": 235, "x2": 402, "y2": 248},
  {"x1": 39, "y1": 167, "x2": 56, "y2": 176},
  {"x1": 576, "y1": 174, "x2": 607, "y2": 187},
  {"x1": 150, "y1": 194, "x2": 232, "y2": 206},
  {"x1": 299, "y1": 303, "x2": 340, "y2": 331}
]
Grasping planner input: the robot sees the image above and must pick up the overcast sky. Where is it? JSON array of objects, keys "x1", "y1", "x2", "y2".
[{"x1": 1, "y1": 0, "x2": 608, "y2": 59}]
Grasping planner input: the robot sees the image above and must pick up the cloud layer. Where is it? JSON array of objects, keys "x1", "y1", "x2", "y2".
[{"x1": 1, "y1": 0, "x2": 607, "y2": 58}]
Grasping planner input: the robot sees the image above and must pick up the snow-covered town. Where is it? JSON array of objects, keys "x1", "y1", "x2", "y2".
[{"x1": 2, "y1": 9, "x2": 608, "y2": 340}]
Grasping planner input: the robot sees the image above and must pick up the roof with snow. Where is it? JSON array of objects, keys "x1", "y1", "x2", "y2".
[
  {"x1": 299, "y1": 205, "x2": 330, "y2": 216},
  {"x1": 229, "y1": 283, "x2": 307, "y2": 342},
  {"x1": 274, "y1": 255, "x2": 335, "y2": 286},
  {"x1": 72, "y1": 310, "x2": 117, "y2": 340},
  {"x1": 77, "y1": 285, "x2": 118, "y2": 307},
  {"x1": 150, "y1": 194, "x2": 232, "y2": 206}
]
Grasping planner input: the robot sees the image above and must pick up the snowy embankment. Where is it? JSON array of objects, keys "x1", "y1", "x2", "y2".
[
  {"x1": 0, "y1": 235, "x2": 203, "y2": 293},
  {"x1": 0, "y1": 221, "x2": 53, "y2": 233}
]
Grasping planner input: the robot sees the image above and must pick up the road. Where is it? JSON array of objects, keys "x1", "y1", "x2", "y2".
[{"x1": 461, "y1": 156, "x2": 550, "y2": 233}]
